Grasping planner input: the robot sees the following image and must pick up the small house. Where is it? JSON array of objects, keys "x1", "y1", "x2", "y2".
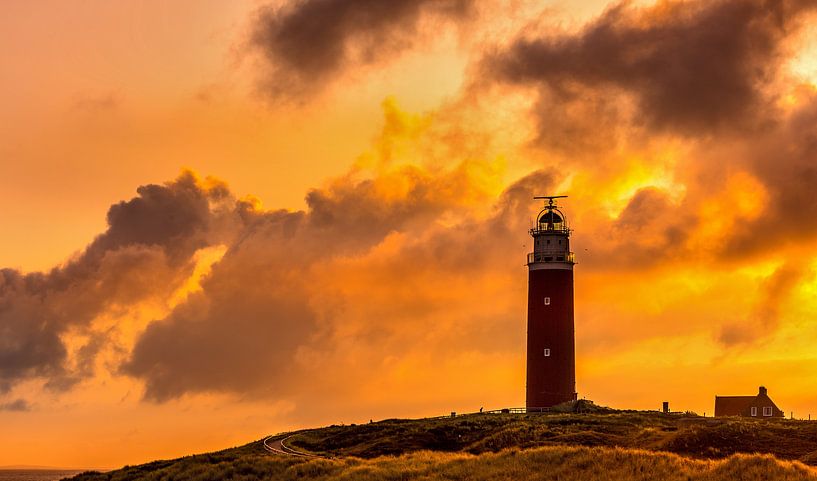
[{"x1": 714, "y1": 386, "x2": 784, "y2": 418}]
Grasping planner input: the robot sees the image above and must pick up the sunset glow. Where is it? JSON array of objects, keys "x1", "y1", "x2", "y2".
[{"x1": 2, "y1": 0, "x2": 817, "y2": 470}]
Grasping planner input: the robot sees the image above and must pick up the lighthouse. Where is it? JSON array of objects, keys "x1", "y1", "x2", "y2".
[{"x1": 526, "y1": 195, "x2": 577, "y2": 409}]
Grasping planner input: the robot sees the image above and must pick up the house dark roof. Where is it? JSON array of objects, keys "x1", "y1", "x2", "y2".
[{"x1": 714, "y1": 396, "x2": 755, "y2": 416}]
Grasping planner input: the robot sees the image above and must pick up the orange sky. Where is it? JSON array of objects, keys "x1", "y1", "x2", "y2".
[{"x1": 1, "y1": 0, "x2": 817, "y2": 469}]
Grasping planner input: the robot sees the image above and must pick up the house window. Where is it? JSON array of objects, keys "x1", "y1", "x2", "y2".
[
  {"x1": 544, "y1": 348, "x2": 551, "y2": 357},
  {"x1": 750, "y1": 407, "x2": 757, "y2": 417},
  {"x1": 763, "y1": 407, "x2": 773, "y2": 417},
  {"x1": 544, "y1": 297, "x2": 551, "y2": 305},
  {"x1": 547, "y1": 239, "x2": 551, "y2": 245}
]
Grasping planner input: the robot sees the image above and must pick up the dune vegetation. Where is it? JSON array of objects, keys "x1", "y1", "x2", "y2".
[
  {"x1": 66, "y1": 409, "x2": 817, "y2": 481},
  {"x1": 290, "y1": 410, "x2": 817, "y2": 462},
  {"x1": 67, "y1": 444, "x2": 817, "y2": 481}
]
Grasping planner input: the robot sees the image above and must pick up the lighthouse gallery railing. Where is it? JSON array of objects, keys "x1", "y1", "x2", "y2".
[{"x1": 527, "y1": 252, "x2": 576, "y2": 264}]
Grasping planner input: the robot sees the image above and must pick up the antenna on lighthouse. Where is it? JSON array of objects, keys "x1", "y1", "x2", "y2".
[{"x1": 534, "y1": 195, "x2": 568, "y2": 208}]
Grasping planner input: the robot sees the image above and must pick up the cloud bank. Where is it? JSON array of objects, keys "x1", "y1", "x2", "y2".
[
  {"x1": 3, "y1": 0, "x2": 817, "y2": 417},
  {"x1": 486, "y1": 0, "x2": 816, "y2": 140},
  {"x1": 0, "y1": 172, "x2": 232, "y2": 393},
  {"x1": 250, "y1": 0, "x2": 474, "y2": 99}
]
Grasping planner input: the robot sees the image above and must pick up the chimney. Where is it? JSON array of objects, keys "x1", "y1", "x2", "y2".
[{"x1": 759, "y1": 386, "x2": 768, "y2": 396}]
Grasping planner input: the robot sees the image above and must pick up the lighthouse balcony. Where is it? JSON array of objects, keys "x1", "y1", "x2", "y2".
[
  {"x1": 528, "y1": 252, "x2": 575, "y2": 264},
  {"x1": 529, "y1": 225, "x2": 570, "y2": 236}
]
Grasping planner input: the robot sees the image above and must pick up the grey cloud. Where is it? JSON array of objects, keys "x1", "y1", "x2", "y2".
[
  {"x1": 479, "y1": 0, "x2": 817, "y2": 270},
  {"x1": 250, "y1": 0, "x2": 474, "y2": 100},
  {"x1": 573, "y1": 188, "x2": 694, "y2": 270},
  {"x1": 0, "y1": 398, "x2": 30, "y2": 412},
  {"x1": 122, "y1": 166, "x2": 551, "y2": 401},
  {"x1": 0, "y1": 172, "x2": 231, "y2": 393},
  {"x1": 121, "y1": 208, "x2": 317, "y2": 401},
  {"x1": 723, "y1": 93, "x2": 817, "y2": 258},
  {"x1": 485, "y1": 0, "x2": 817, "y2": 142}
]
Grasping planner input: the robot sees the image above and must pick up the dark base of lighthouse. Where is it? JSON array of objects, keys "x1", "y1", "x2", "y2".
[
  {"x1": 526, "y1": 268, "x2": 576, "y2": 409},
  {"x1": 526, "y1": 392, "x2": 578, "y2": 410}
]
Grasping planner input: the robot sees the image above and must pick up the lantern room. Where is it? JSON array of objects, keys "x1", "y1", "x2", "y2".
[{"x1": 528, "y1": 196, "x2": 575, "y2": 266}]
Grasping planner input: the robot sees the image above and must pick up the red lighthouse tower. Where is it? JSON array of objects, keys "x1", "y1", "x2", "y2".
[{"x1": 526, "y1": 195, "x2": 577, "y2": 409}]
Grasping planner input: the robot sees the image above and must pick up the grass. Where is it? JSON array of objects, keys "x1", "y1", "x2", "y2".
[
  {"x1": 66, "y1": 444, "x2": 817, "y2": 481},
  {"x1": 291, "y1": 410, "x2": 817, "y2": 463},
  {"x1": 64, "y1": 409, "x2": 817, "y2": 481}
]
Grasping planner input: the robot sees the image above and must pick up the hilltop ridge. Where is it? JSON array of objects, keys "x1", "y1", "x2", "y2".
[{"x1": 66, "y1": 408, "x2": 817, "y2": 481}]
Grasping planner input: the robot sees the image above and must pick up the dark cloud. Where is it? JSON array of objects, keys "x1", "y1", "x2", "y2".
[
  {"x1": 121, "y1": 208, "x2": 317, "y2": 401},
  {"x1": 250, "y1": 0, "x2": 474, "y2": 99},
  {"x1": 122, "y1": 165, "x2": 551, "y2": 402},
  {"x1": 0, "y1": 398, "x2": 30, "y2": 412},
  {"x1": 60, "y1": 0, "x2": 817, "y2": 425},
  {"x1": 476, "y1": 0, "x2": 817, "y2": 273},
  {"x1": 485, "y1": 0, "x2": 817, "y2": 142},
  {"x1": 391, "y1": 169, "x2": 557, "y2": 273},
  {"x1": 576, "y1": 187, "x2": 694, "y2": 269},
  {"x1": 723, "y1": 92, "x2": 817, "y2": 258},
  {"x1": 0, "y1": 172, "x2": 231, "y2": 392},
  {"x1": 718, "y1": 262, "x2": 804, "y2": 346}
]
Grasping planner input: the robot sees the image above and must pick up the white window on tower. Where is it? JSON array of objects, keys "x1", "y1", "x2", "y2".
[
  {"x1": 544, "y1": 348, "x2": 551, "y2": 357},
  {"x1": 544, "y1": 297, "x2": 551, "y2": 305},
  {"x1": 763, "y1": 407, "x2": 773, "y2": 417},
  {"x1": 750, "y1": 407, "x2": 758, "y2": 417}
]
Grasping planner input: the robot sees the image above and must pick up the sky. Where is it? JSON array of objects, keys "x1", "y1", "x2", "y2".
[{"x1": 2, "y1": 0, "x2": 817, "y2": 469}]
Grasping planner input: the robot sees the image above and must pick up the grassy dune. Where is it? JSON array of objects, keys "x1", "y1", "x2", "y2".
[
  {"x1": 68, "y1": 444, "x2": 817, "y2": 481},
  {"x1": 66, "y1": 410, "x2": 817, "y2": 481},
  {"x1": 291, "y1": 411, "x2": 817, "y2": 462}
]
